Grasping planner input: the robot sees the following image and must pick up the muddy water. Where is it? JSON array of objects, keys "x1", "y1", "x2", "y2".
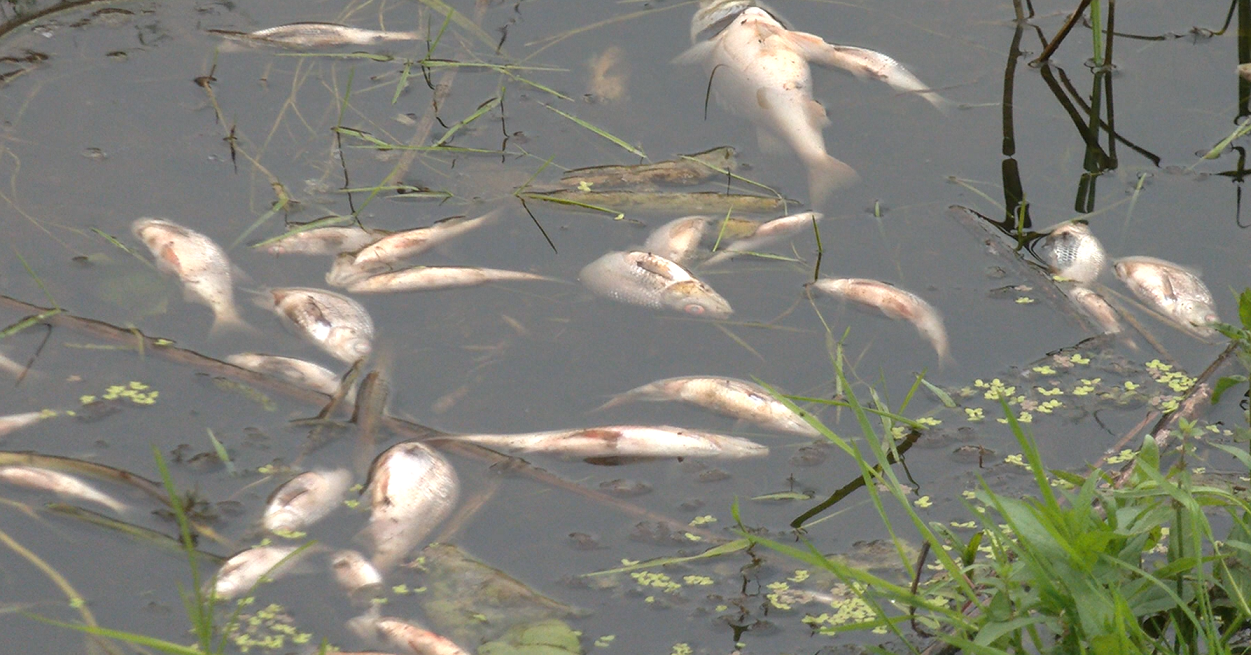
[{"x1": 0, "y1": 0, "x2": 1248, "y2": 653}]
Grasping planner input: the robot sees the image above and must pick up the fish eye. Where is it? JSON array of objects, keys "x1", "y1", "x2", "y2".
[{"x1": 684, "y1": 304, "x2": 706, "y2": 315}]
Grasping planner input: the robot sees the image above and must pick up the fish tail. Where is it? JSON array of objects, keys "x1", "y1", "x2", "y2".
[
  {"x1": 591, "y1": 394, "x2": 631, "y2": 413},
  {"x1": 209, "y1": 308, "x2": 255, "y2": 338},
  {"x1": 806, "y1": 155, "x2": 860, "y2": 208}
]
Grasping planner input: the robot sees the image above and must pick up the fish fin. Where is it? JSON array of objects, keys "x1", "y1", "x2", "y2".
[
  {"x1": 806, "y1": 154, "x2": 859, "y2": 207},
  {"x1": 756, "y1": 126, "x2": 789, "y2": 156},
  {"x1": 790, "y1": 37, "x2": 954, "y2": 114},
  {"x1": 671, "y1": 40, "x2": 717, "y2": 66}
]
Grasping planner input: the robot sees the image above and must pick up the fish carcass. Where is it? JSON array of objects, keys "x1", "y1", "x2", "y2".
[
  {"x1": 676, "y1": 1, "x2": 950, "y2": 206},
  {"x1": 262, "y1": 469, "x2": 352, "y2": 534},
  {"x1": 132, "y1": 217, "x2": 249, "y2": 335},
  {"x1": 364, "y1": 442, "x2": 459, "y2": 571},
  {"x1": 266, "y1": 288, "x2": 375, "y2": 363},
  {"x1": 811, "y1": 277, "x2": 950, "y2": 362},
  {"x1": 1036, "y1": 221, "x2": 1106, "y2": 284},
  {"x1": 435, "y1": 425, "x2": 769, "y2": 459},
  {"x1": 597, "y1": 376, "x2": 819, "y2": 436},
  {"x1": 1114, "y1": 256, "x2": 1220, "y2": 339},
  {"x1": 579, "y1": 251, "x2": 732, "y2": 317}
]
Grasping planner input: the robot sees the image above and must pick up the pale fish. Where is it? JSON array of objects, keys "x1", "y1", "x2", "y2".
[
  {"x1": 341, "y1": 266, "x2": 559, "y2": 294},
  {"x1": 703, "y1": 210, "x2": 822, "y2": 266},
  {"x1": 268, "y1": 288, "x2": 375, "y2": 363},
  {"x1": 643, "y1": 215, "x2": 711, "y2": 264},
  {"x1": 579, "y1": 251, "x2": 733, "y2": 318},
  {"x1": 262, "y1": 469, "x2": 352, "y2": 534},
  {"x1": 326, "y1": 210, "x2": 504, "y2": 286},
  {"x1": 330, "y1": 549, "x2": 384, "y2": 602},
  {"x1": 349, "y1": 614, "x2": 471, "y2": 655},
  {"x1": 0, "y1": 411, "x2": 52, "y2": 438},
  {"x1": 132, "y1": 217, "x2": 248, "y2": 335},
  {"x1": 0, "y1": 466, "x2": 127, "y2": 512},
  {"x1": 434, "y1": 425, "x2": 769, "y2": 459},
  {"x1": 1114, "y1": 256, "x2": 1220, "y2": 338},
  {"x1": 597, "y1": 376, "x2": 819, "y2": 437},
  {"x1": 212, "y1": 23, "x2": 420, "y2": 48},
  {"x1": 811, "y1": 278, "x2": 951, "y2": 362},
  {"x1": 676, "y1": 2, "x2": 950, "y2": 206},
  {"x1": 226, "y1": 353, "x2": 346, "y2": 397},
  {"x1": 1037, "y1": 221, "x2": 1106, "y2": 284},
  {"x1": 365, "y1": 442, "x2": 459, "y2": 571},
  {"x1": 1065, "y1": 286, "x2": 1121, "y2": 335},
  {"x1": 262, "y1": 225, "x2": 387, "y2": 256},
  {"x1": 211, "y1": 545, "x2": 306, "y2": 600}
]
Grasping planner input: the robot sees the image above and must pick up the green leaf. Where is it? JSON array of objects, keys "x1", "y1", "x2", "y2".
[
  {"x1": 1239, "y1": 288, "x2": 1251, "y2": 330},
  {"x1": 1212, "y1": 375, "x2": 1247, "y2": 405}
]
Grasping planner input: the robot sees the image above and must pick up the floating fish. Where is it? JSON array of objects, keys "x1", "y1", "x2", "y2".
[
  {"x1": 1037, "y1": 221, "x2": 1106, "y2": 284},
  {"x1": 262, "y1": 469, "x2": 351, "y2": 534},
  {"x1": 132, "y1": 217, "x2": 248, "y2": 335},
  {"x1": 349, "y1": 614, "x2": 471, "y2": 655},
  {"x1": 365, "y1": 442, "x2": 459, "y2": 571},
  {"x1": 676, "y1": 2, "x2": 950, "y2": 206},
  {"x1": 597, "y1": 376, "x2": 818, "y2": 436},
  {"x1": 1114, "y1": 256, "x2": 1219, "y2": 338},
  {"x1": 1065, "y1": 286, "x2": 1122, "y2": 335},
  {"x1": 326, "y1": 210, "x2": 503, "y2": 287},
  {"x1": 0, "y1": 411, "x2": 51, "y2": 438},
  {"x1": 267, "y1": 288, "x2": 375, "y2": 363},
  {"x1": 211, "y1": 545, "x2": 306, "y2": 600},
  {"x1": 643, "y1": 216, "x2": 713, "y2": 264},
  {"x1": 340, "y1": 266, "x2": 559, "y2": 294},
  {"x1": 587, "y1": 45, "x2": 629, "y2": 103},
  {"x1": 434, "y1": 425, "x2": 768, "y2": 459},
  {"x1": 330, "y1": 549, "x2": 384, "y2": 602},
  {"x1": 0, "y1": 466, "x2": 127, "y2": 512},
  {"x1": 811, "y1": 278, "x2": 951, "y2": 362},
  {"x1": 226, "y1": 353, "x2": 345, "y2": 396},
  {"x1": 579, "y1": 251, "x2": 733, "y2": 318},
  {"x1": 560, "y1": 146, "x2": 738, "y2": 189},
  {"x1": 262, "y1": 224, "x2": 387, "y2": 256},
  {"x1": 211, "y1": 22, "x2": 420, "y2": 48},
  {"x1": 703, "y1": 210, "x2": 821, "y2": 265}
]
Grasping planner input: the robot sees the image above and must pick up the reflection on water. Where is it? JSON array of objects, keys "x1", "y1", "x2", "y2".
[{"x1": 1, "y1": 0, "x2": 1250, "y2": 653}]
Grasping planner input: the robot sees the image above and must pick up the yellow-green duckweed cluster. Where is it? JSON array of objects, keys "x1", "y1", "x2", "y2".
[
  {"x1": 226, "y1": 603, "x2": 313, "y2": 653},
  {"x1": 79, "y1": 380, "x2": 159, "y2": 406}
]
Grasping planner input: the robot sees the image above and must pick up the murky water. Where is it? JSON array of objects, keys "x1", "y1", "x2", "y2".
[{"x1": 1, "y1": 0, "x2": 1249, "y2": 653}]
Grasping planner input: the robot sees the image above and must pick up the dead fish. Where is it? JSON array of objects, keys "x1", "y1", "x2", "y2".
[
  {"x1": 0, "y1": 466, "x2": 127, "y2": 512},
  {"x1": 1037, "y1": 221, "x2": 1106, "y2": 284},
  {"x1": 211, "y1": 545, "x2": 305, "y2": 600},
  {"x1": 560, "y1": 146, "x2": 738, "y2": 189},
  {"x1": 262, "y1": 225, "x2": 388, "y2": 256},
  {"x1": 132, "y1": 217, "x2": 248, "y2": 335},
  {"x1": 341, "y1": 266, "x2": 559, "y2": 294},
  {"x1": 811, "y1": 278, "x2": 951, "y2": 362},
  {"x1": 587, "y1": 45, "x2": 629, "y2": 102},
  {"x1": 330, "y1": 549, "x2": 384, "y2": 602},
  {"x1": 521, "y1": 189, "x2": 791, "y2": 215},
  {"x1": 643, "y1": 216, "x2": 712, "y2": 264},
  {"x1": 597, "y1": 376, "x2": 819, "y2": 436},
  {"x1": 1066, "y1": 286, "x2": 1121, "y2": 335},
  {"x1": 267, "y1": 287, "x2": 375, "y2": 363},
  {"x1": 579, "y1": 251, "x2": 733, "y2": 318},
  {"x1": 211, "y1": 22, "x2": 420, "y2": 48},
  {"x1": 0, "y1": 411, "x2": 52, "y2": 438},
  {"x1": 226, "y1": 353, "x2": 345, "y2": 396},
  {"x1": 262, "y1": 469, "x2": 352, "y2": 534},
  {"x1": 703, "y1": 210, "x2": 821, "y2": 265},
  {"x1": 365, "y1": 442, "x2": 459, "y2": 571},
  {"x1": 435, "y1": 425, "x2": 768, "y2": 459},
  {"x1": 1114, "y1": 256, "x2": 1220, "y2": 338},
  {"x1": 365, "y1": 616, "x2": 471, "y2": 655},
  {"x1": 676, "y1": 2, "x2": 950, "y2": 206},
  {"x1": 326, "y1": 210, "x2": 504, "y2": 287}
]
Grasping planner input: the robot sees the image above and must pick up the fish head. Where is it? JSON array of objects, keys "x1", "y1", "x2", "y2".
[
  {"x1": 691, "y1": 0, "x2": 757, "y2": 42},
  {"x1": 663, "y1": 280, "x2": 733, "y2": 318}
]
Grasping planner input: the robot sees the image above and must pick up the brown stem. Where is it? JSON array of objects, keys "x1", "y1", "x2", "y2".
[{"x1": 1033, "y1": 0, "x2": 1094, "y2": 64}]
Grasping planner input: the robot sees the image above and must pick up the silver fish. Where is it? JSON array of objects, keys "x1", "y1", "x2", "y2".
[
  {"x1": 365, "y1": 442, "x2": 459, "y2": 571},
  {"x1": 336, "y1": 210, "x2": 502, "y2": 277},
  {"x1": 436, "y1": 425, "x2": 768, "y2": 459},
  {"x1": 0, "y1": 466, "x2": 127, "y2": 512},
  {"x1": 703, "y1": 210, "x2": 821, "y2": 265},
  {"x1": 643, "y1": 215, "x2": 711, "y2": 264},
  {"x1": 811, "y1": 278, "x2": 951, "y2": 362},
  {"x1": 1037, "y1": 221, "x2": 1106, "y2": 284},
  {"x1": 226, "y1": 353, "x2": 346, "y2": 397},
  {"x1": 1114, "y1": 256, "x2": 1220, "y2": 338},
  {"x1": 330, "y1": 549, "x2": 384, "y2": 602},
  {"x1": 262, "y1": 469, "x2": 352, "y2": 534},
  {"x1": 132, "y1": 217, "x2": 248, "y2": 335},
  {"x1": 676, "y1": 3, "x2": 950, "y2": 206},
  {"x1": 0, "y1": 411, "x2": 51, "y2": 438},
  {"x1": 268, "y1": 287, "x2": 375, "y2": 363},
  {"x1": 211, "y1": 545, "x2": 305, "y2": 600},
  {"x1": 1066, "y1": 286, "x2": 1121, "y2": 335},
  {"x1": 339, "y1": 265, "x2": 559, "y2": 293},
  {"x1": 263, "y1": 225, "x2": 387, "y2": 256},
  {"x1": 597, "y1": 376, "x2": 819, "y2": 437},
  {"x1": 214, "y1": 22, "x2": 420, "y2": 48},
  {"x1": 579, "y1": 251, "x2": 733, "y2": 318}
]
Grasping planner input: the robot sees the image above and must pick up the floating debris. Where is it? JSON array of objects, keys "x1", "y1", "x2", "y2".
[
  {"x1": 811, "y1": 277, "x2": 951, "y2": 362},
  {"x1": 340, "y1": 266, "x2": 559, "y2": 294},
  {"x1": 262, "y1": 224, "x2": 387, "y2": 256},
  {"x1": 226, "y1": 353, "x2": 345, "y2": 397},
  {"x1": 0, "y1": 465, "x2": 127, "y2": 512},
  {"x1": 579, "y1": 251, "x2": 732, "y2": 318},
  {"x1": 1114, "y1": 256, "x2": 1220, "y2": 338},
  {"x1": 560, "y1": 146, "x2": 737, "y2": 189},
  {"x1": 262, "y1": 469, "x2": 352, "y2": 534},
  {"x1": 597, "y1": 376, "x2": 818, "y2": 436},
  {"x1": 267, "y1": 288, "x2": 375, "y2": 363},
  {"x1": 434, "y1": 425, "x2": 768, "y2": 459},
  {"x1": 132, "y1": 217, "x2": 248, "y2": 335},
  {"x1": 210, "y1": 22, "x2": 420, "y2": 48},
  {"x1": 365, "y1": 442, "x2": 459, "y2": 571},
  {"x1": 522, "y1": 189, "x2": 791, "y2": 215},
  {"x1": 703, "y1": 210, "x2": 821, "y2": 265},
  {"x1": 211, "y1": 545, "x2": 307, "y2": 600},
  {"x1": 1037, "y1": 221, "x2": 1106, "y2": 284}
]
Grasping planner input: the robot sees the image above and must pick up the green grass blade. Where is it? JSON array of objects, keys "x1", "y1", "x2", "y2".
[{"x1": 543, "y1": 104, "x2": 645, "y2": 158}]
